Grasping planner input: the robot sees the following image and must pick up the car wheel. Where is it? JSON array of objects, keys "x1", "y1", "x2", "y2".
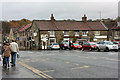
[
  {"x1": 82, "y1": 48, "x2": 84, "y2": 51},
  {"x1": 106, "y1": 47, "x2": 109, "y2": 52},
  {"x1": 73, "y1": 47, "x2": 76, "y2": 50},
  {"x1": 62, "y1": 47, "x2": 66, "y2": 50},
  {"x1": 97, "y1": 47, "x2": 100, "y2": 52},
  {"x1": 115, "y1": 50, "x2": 118, "y2": 52},
  {"x1": 89, "y1": 48, "x2": 92, "y2": 51}
]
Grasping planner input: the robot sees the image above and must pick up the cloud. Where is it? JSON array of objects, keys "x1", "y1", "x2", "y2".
[{"x1": 1, "y1": 2, "x2": 118, "y2": 21}]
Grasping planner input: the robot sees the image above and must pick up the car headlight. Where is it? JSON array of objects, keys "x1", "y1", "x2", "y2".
[{"x1": 91, "y1": 46, "x2": 94, "y2": 48}]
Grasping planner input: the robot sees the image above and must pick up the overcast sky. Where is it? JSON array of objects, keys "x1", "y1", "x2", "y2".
[{"x1": 0, "y1": 0, "x2": 120, "y2": 21}]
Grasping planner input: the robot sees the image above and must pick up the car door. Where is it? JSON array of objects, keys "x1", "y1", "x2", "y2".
[
  {"x1": 82, "y1": 43, "x2": 86, "y2": 50},
  {"x1": 86, "y1": 43, "x2": 90, "y2": 50},
  {"x1": 98, "y1": 42, "x2": 104, "y2": 49},
  {"x1": 102, "y1": 42, "x2": 106, "y2": 50}
]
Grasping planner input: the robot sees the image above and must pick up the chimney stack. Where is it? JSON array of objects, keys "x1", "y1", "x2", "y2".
[
  {"x1": 82, "y1": 14, "x2": 87, "y2": 22},
  {"x1": 50, "y1": 14, "x2": 55, "y2": 21}
]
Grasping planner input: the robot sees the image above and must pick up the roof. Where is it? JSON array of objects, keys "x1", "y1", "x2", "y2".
[
  {"x1": 111, "y1": 27, "x2": 120, "y2": 30},
  {"x1": 12, "y1": 27, "x2": 19, "y2": 32},
  {"x1": 19, "y1": 23, "x2": 32, "y2": 32},
  {"x1": 111, "y1": 21, "x2": 120, "y2": 30},
  {"x1": 13, "y1": 23, "x2": 32, "y2": 33},
  {"x1": 33, "y1": 20, "x2": 108, "y2": 31}
]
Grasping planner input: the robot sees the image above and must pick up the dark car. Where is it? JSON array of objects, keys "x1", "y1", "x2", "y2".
[
  {"x1": 72, "y1": 43, "x2": 82, "y2": 50},
  {"x1": 59, "y1": 41, "x2": 69, "y2": 50},
  {"x1": 82, "y1": 42, "x2": 96, "y2": 51}
]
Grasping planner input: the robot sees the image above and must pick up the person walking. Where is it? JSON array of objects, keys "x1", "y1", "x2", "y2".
[
  {"x1": 69, "y1": 41, "x2": 72, "y2": 50},
  {"x1": 1, "y1": 41, "x2": 6, "y2": 67},
  {"x1": 2, "y1": 42, "x2": 11, "y2": 68},
  {"x1": 10, "y1": 40, "x2": 19, "y2": 66}
]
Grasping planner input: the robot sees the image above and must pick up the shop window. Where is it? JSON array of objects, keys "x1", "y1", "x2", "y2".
[
  {"x1": 95, "y1": 31, "x2": 100, "y2": 36},
  {"x1": 49, "y1": 38, "x2": 56, "y2": 44}
]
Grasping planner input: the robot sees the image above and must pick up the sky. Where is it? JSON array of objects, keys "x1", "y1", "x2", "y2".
[{"x1": 0, "y1": 0, "x2": 120, "y2": 21}]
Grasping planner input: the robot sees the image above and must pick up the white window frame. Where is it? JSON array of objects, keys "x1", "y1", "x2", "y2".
[
  {"x1": 82, "y1": 31, "x2": 88, "y2": 36},
  {"x1": 64, "y1": 31, "x2": 69, "y2": 36},
  {"x1": 49, "y1": 31, "x2": 55, "y2": 37},
  {"x1": 95, "y1": 31, "x2": 100, "y2": 36},
  {"x1": 75, "y1": 31, "x2": 79, "y2": 36}
]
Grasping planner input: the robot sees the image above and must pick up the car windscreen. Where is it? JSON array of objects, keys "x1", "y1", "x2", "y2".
[
  {"x1": 73, "y1": 44, "x2": 79, "y2": 46},
  {"x1": 112, "y1": 42, "x2": 119, "y2": 44},
  {"x1": 89, "y1": 42, "x2": 96, "y2": 45},
  {"x1": 63, "y1": 42, "x2": 68, "y2": 44},
  {"x1": 53, "y1": 43, "x2": 59, "y2": 45},
  {"x1": 105, "y1": 42, "x2": 113, "y2": 45}
]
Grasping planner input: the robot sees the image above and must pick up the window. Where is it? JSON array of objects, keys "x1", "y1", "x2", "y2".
[
  {"x1": 49, "y1": 38, "x2": 56, "y2": 44},
  {"x1": 95, "y1": 31, "x2": 100, "y2": 36},
  {"x1": 82, "y1": 31, "x2": 87, "y2": 36},
  {"x1": 64, "y1": 31, "x2": 69, "y2": 36},
  {"x1": 115, "y1": 31, "x2": 118, "y2": 36},
  {"x1": 50, "y1": 31, "x2": 55, "y2": 36},
  {"x1": 75, "y1": 31, "x2": 79, "y2": 36}
]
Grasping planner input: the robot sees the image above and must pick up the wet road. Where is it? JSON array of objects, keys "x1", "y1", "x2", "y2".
[{"x1": 1, "y1": 50, "x2": 119, "y2": 79}]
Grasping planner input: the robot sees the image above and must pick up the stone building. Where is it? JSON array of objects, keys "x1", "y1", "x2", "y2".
[
  {"x1": 26, "y1": 14, "x2": 108, "y2": 50},
  {"x1": 10, "y1": 24, "x2": 32, "y2": 50},
  {"x1": 112, "y1": 21, "x2": 120, "y2": 41}
]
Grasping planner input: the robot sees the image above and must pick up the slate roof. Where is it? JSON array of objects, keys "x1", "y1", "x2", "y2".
[
  {"x1": 112, "y1": 22, "x2": 120, "y2": 30},
  {"x1": 33, "y1": 20, "x2": 108, "y2": 31},
  {"x1": 19, "y1": 23, "x2": 32, "y2": 32},
  {"x1": 12, "y1": 23, "x2": 32, "y2": 33}
]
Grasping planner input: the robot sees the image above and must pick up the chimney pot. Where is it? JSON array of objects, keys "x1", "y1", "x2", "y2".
[
  {"x1": 82, "y1": 14, "x2": 87, "y2": 22},
  {"x1": 50, "y1": 14, "x2": 55, "y2": 21}
]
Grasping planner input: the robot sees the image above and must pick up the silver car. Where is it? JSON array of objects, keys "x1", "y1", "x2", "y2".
[
  {"x1": 96, "y1": 41, "x2": 118, "y2": 52},
  {"x1": 47, "y1": 43, "x2": 60, "y2": 50}
]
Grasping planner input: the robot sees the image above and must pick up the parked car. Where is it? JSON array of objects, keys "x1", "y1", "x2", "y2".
[
  {"x1": 112, "y1": 41, "x2": 120, "y2": 50},
  {"x1": 72, "y1": 43, "x2": 82, "y2": 50},
  {"x1": 59, "y1": 41, "x2": 69, "y2": 50},
  {"x1": 96, "y1": 41, "x2": 118, "y2": 52},
  {"x1": 82, "y1": 42, "x2": 96, "y2": 51},
  {"x1": 47, "y1": 43, "x2": 60, "y2": 50}
]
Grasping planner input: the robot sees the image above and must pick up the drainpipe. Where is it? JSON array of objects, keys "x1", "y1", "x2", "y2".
[
  {"x1": 107, "y1": 29, "x2": 109, "y2": 41},
  {"x1": 38, "y1": 30, "x2": 41, "y2": 50}
]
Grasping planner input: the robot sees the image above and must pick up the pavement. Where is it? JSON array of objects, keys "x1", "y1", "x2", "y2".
[
  {"x1": 0, "y1": 50, "x2": 119, "y2": 80},
  {"x1": 0, "y1": 55, "x2": 42, "y2": 79}
]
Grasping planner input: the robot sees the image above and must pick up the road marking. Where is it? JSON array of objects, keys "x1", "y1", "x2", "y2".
[
  {"x1": 16, "y1": 61, "x2": 56, "y2": 80},
  {"x1": 71, "y1": 65, "x2": 89, "y2": 70},
  {"x1": 74, "y1": 63, "x2": 79, "y2": 66},
  {"x1": 43, "y1": 70, "x2": 55, "y2": 73},
  {"x1": 65, "y1": 62, "x2": 70, "y2": 64}
]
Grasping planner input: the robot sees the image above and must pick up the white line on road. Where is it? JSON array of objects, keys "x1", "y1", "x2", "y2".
[{"x1": 43, "y1": 70, "x2": 55, "y2": 73}]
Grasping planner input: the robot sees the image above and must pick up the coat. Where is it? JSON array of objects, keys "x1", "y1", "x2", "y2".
[
  {"x1": 3, "y1": 45, "x2": 11, "y2": 57},
  {"x1": 10, "y1": 42, "x2": 19, "y2": 52}
]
